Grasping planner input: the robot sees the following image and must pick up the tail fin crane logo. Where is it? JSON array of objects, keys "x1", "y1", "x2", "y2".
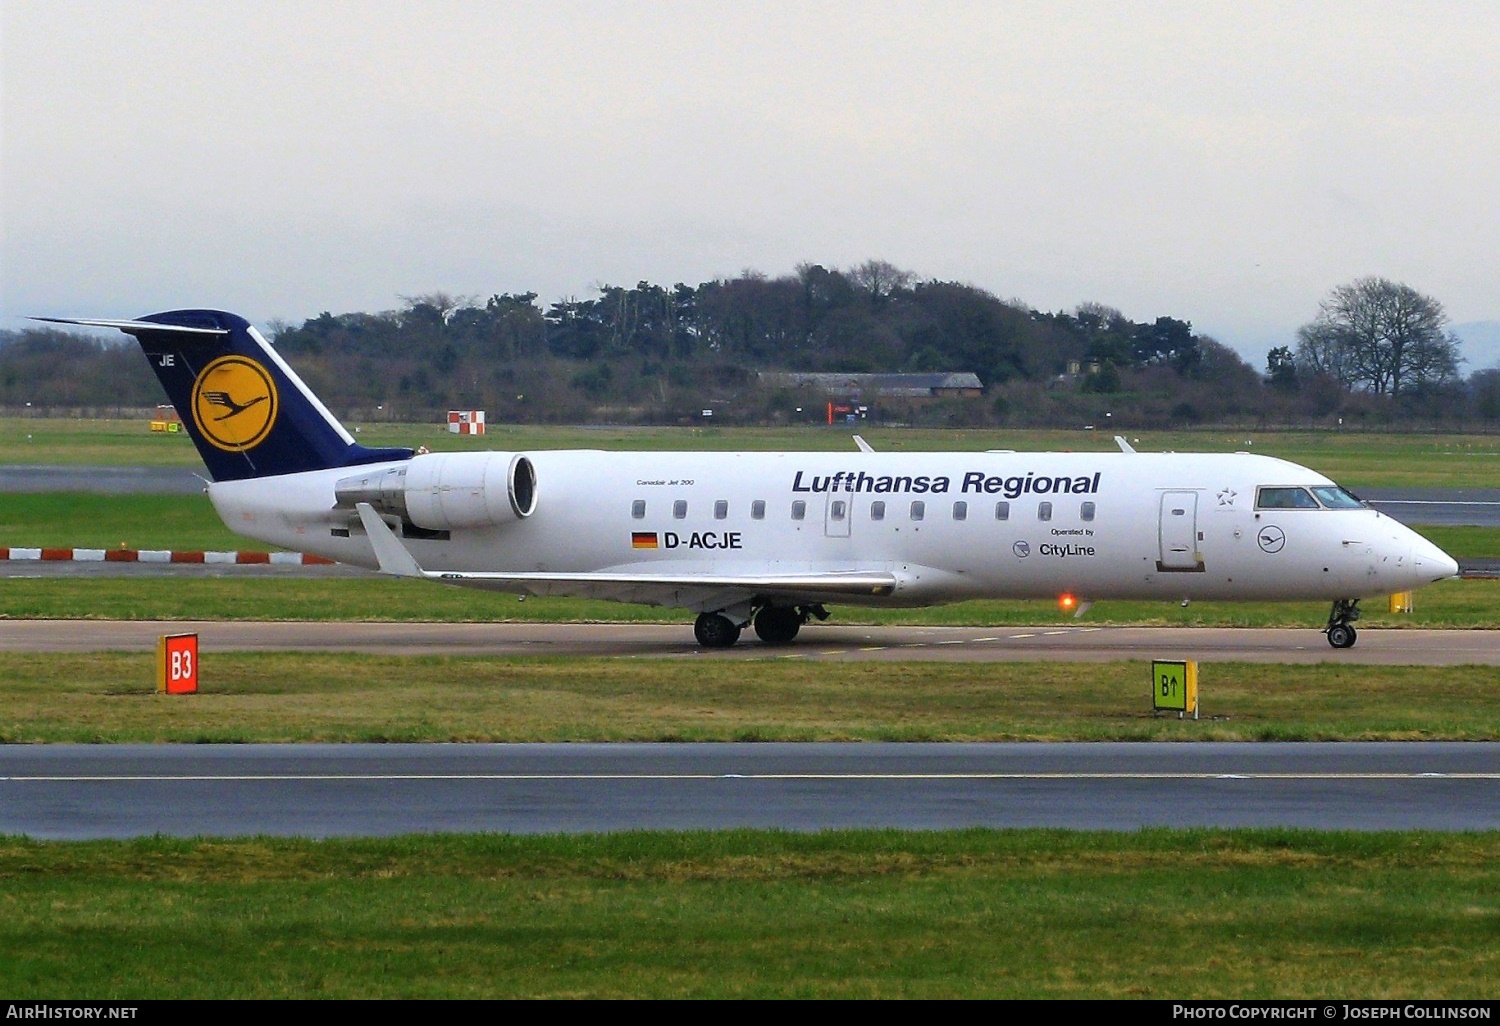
[{"x1": 190, "y1": 356, "x2": 279, "y2": 452}]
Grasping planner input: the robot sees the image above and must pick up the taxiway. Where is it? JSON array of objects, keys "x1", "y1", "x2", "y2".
[{"x1": 4, "y1": 619, "x2": 1499, "y2": 664}]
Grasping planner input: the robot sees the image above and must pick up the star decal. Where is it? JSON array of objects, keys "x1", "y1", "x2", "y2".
[{"x1": 1217, "y1": 488, "x2": 1237, "y2": 507}]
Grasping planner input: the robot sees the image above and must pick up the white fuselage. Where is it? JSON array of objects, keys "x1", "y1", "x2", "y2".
[{"x1": 206, "y1": 449, "x2": 1457, "y2": 611}]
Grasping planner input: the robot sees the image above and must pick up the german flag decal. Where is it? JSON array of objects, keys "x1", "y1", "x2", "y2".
[{"x1": 631, "y1": 532, "x2": 659, "y2": 549}]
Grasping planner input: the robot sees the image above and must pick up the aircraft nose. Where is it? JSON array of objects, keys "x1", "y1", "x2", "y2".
[{"x1": 1411, "y1": 538, "x2": 1460, "y2": 582}]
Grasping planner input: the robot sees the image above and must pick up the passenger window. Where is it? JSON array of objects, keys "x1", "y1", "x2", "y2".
[
  {"x1": 830, "y1": 499, "x2": 847, "y2": 521},
  {"x1": 714, "y1": 500, "x2": 728, "y2": 520},
  {"x1": 631, "y1": 499, "x2": 646, "y2": 519},
  {"x1": 871, "y1": 500, "x2": 886, "y2": 521},
  {"x1": 1038, "y1": 501, "x2": 1052, "y2": 522},
  {"x1": 911, "y1": 500, "x2": 925, "y2": 521},
  {"x1": 952, "y1": 501, "x2": 968, "y2": 521},
  {"x1": 751, "y1": 500, "x2": 766, "y2": 520},
  {"x1": 791, "y1": 500, "x2": 806, "y2": 521},
  {"x1": 1256, "y1": 487, "x2": 1320, "y2": 510},
  {"x1": 995, "y1": 501, "x2": 1010, "y2": 521},
  {"x1": 673, "y1": 500, "x2": 687, "y2": 519},
  {"x1": 1080, "y1": 501, "x2": 1095, "y2": 522}
]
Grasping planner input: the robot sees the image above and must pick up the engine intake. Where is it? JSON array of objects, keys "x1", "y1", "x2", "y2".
[{"x1": 335, "y1": 452, "x2": 536, "y2": 530}]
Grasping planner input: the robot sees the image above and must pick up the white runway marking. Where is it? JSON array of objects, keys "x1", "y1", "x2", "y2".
[{"x1": 4, "y1": 772, "x2": 1494, "y2": 783}]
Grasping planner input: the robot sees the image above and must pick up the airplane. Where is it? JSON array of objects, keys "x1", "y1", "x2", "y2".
[{"x1": 36, "y1": 309, "x2": 1460, "y2": 650}]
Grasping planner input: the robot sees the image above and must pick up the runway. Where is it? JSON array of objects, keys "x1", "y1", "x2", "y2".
[
  {"x1": 4, "y1": 742, "x2": 1496, "y2": 837},
  {"x1": 5, "y1": 618, "x2": 1500, "y2": 663}
]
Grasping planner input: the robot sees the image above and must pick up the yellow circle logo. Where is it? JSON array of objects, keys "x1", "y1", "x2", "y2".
[{"x1": 191, "y1": 356, "x2": 278, "y2": 452}]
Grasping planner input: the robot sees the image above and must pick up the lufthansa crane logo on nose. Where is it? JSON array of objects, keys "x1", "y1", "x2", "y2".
[
  {"x1": 191, "y1": 356, "x2": 278, "y2": 452},
  {"x1": 1257, "y1": 525, "x2": 1286, "y2": 553}
]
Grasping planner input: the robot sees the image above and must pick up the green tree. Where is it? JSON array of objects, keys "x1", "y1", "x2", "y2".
[{"x1": 1266, "y1": 345, "x2": 1298, "y2": 391}]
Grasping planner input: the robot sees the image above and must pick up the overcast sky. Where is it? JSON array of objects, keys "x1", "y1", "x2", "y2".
[{"x1": 3, "y1": 1, "x2": 1497, "y2": 365}]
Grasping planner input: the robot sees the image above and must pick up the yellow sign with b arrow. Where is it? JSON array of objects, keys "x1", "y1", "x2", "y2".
[{"x1": 1152, "y1": 659, "x2": 1198, "y2": 719}]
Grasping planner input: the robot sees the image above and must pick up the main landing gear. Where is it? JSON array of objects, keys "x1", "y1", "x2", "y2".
[
  {"x1": 694, "y1": 603, "x2": 829, "y2": 648},
  {"x1": 1325, "y1": 598, "x2": 1360, "y2": 649},
  {"x1": 694, "y1": 612, "x2": 742, "y2": 648}
]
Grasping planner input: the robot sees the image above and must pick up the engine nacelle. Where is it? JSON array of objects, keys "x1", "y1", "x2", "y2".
[{"x1": 334, "y1": 451, "x2": 537, "y2": 530}]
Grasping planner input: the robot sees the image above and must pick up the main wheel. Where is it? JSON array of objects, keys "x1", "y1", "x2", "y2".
[
  {"x1": 694, "y1": 612, "x2": 742, "y2": 648},
  {"x1": 1327, "y1": 623, "x2": 1357, "y2": 649},
  {"x1": 753, "y1": 605, "x2": 802, "y2": 644}
]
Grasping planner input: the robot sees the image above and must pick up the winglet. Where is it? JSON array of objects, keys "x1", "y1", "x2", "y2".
[
  {"x1": 1114, "y1": 435, "x2": 1136, "y2": 454},
  {"x1": 355, "y1": 502, "x2": 425, "y2": 578},
  {"x1": 853, "y1": 434, "x2": 875, "y2": 453}
]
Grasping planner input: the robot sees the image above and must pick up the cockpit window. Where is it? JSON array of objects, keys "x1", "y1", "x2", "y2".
[
  {"x1": 1256, "y1": 486, "x2": 1321, "y2": 510},
  {"x1": 1310, "y1": 486, "x2": 1366, "y2": 509}
]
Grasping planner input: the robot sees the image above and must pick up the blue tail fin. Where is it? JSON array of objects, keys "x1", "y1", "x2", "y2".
[{"x1": 34, "y1": 309, "x2": 412, "y2": 481}]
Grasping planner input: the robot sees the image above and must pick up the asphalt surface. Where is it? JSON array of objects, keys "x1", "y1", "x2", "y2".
[
  {"x1": 0, "y1": 465, "x2": 205, "y2": 494},
  {"x1": 5, "y1": 619, "x2": 1499, "y2": 664},
  {"x1": 3, "y1": 741, "x2": 1495, "y2": 837},
  {"x1": 1359, "y1": 487, "x2": 1500, "y2": 526},
  {"x1": 7, "y1": 466, "x2": 1500, "y2": 526}
]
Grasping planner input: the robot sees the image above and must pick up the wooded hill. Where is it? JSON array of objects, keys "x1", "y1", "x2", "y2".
[{"x1": 3, "y1": 263, "x2": 1485, "y2": 429}]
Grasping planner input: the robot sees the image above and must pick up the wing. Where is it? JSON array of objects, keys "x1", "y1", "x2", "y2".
[{"x1": 354, "y1": 503, "x2": 897, "y2": 608}]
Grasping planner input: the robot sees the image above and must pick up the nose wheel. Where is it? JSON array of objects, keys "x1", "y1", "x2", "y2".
[
  {"x1": 1325, "y1": 599, "x2": 1360, "y2": 649},
  {"x1": 1327, "y1": 623, "x2": 1357, "y2": 649}
]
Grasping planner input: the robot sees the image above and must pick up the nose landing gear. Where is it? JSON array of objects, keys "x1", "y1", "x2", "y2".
[{"x1": 1325, "y1": 599, "x2": 1361, "y2": 649}]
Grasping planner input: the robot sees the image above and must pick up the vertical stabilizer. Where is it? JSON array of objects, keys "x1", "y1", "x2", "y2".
[{"x1": 34, "y1": 310, "x2": 412, "y2": 480}]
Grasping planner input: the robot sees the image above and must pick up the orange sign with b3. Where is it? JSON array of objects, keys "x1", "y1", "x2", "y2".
[{"x1": 156, "y1": 633, "x2": 199, "y2": 694}]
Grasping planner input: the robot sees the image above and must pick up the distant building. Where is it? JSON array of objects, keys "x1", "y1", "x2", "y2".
[{"x1": 758, "y1": 372, "x2": 983, "y2": 399}]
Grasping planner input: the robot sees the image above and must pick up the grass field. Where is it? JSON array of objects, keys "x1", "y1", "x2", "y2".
[
  {"x1": 8, "y1": 416, "x2": 1500, "y2": 488},
  {"x1": 0, "y1": 493, "x2": 247, "y2": 551},
  {"x1": 2, "y1": 830, "x2": 1496, "y2": 998},
  {"x1": 3, "y1": 575, "x2": 1497, "y2": 628},
  {"x1": 5, "y1": 653, "x2": 1500, "y2": 743}
]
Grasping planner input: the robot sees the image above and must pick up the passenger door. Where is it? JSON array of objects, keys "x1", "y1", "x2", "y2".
[{"x1": 1157, "y1": 490, "x2": 1203, "y2": 571}]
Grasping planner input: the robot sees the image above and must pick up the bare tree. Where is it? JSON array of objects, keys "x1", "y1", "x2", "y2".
[
  {"x1": 1294, "y1": 278, "x2": 1460, "y2": 395},
  {"x1": 848, "y1": 260, "x2": 915, "y2": 304},
  {"x1": 1295, "y1": 319, "x2": 1356, "y2": 388}
]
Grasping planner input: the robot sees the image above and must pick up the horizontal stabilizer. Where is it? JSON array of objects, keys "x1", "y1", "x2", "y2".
[{"x1": 32, "y1": 316, "x2": 228, "y2": 337}]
